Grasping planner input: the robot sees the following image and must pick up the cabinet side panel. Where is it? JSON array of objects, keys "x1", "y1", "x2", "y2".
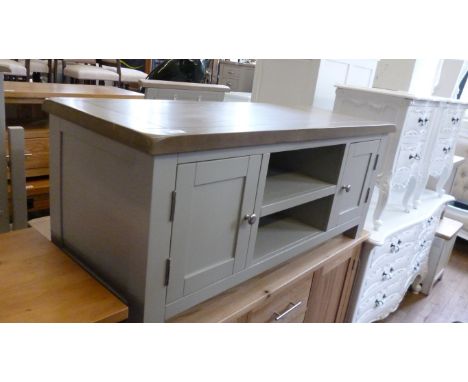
[{"x1": 55, "y1": 120, "x2": 154, "y2": 321}]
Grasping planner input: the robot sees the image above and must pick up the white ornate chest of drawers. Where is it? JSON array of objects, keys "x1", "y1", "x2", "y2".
[
  {"x1": 349, "y1": 193, "x2": 450, "y2": 323},
  {"x1": 333, "y1": 86, "x2": 468, "y2": 231}
]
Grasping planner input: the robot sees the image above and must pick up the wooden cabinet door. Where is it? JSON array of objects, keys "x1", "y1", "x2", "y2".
[
  {"x1": 330, "y1": 140, "x2": 380, "y2": 227},
  {"x1": 304, "y1": 245, "x2": 361, "y2": 323},
  {"x1": 166, "y1": 155, "x2": 262, "y2": 303}
]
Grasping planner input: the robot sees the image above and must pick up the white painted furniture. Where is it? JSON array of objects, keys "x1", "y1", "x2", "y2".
[
  {"x1": 217, "y1": 61, "x2": 255, "y2": 92},
  {"x1": 421, "y1": 217, "x2": 463, "y2": 295},
  {"x1": 348, "y1": 192, "x2": 450, "y2": 322},
  {"x1": 334, "y1": 85, "x2": 468, "y2": 230},
  {"x1": 44, "y1": 99, "x2": 393, "y2": 322},
  {"x1": 140, "y1": 79, "x2": 230, "y2": 101}
]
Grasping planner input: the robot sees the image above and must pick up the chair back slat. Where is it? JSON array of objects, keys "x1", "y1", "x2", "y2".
[
  {"x1": 7, "y1": 126, "x2": 28, "y2": 230},
  {"x1": 0, "y1": 74, "x2": 10, "y2": 233}
]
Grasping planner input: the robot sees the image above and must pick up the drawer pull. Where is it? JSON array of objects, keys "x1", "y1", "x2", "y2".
[
  {"x1": 341, "y1": 184, "x2": 352, "y2": 193},
  {"x1": 244, "y1": 213, "x2": 257, "y2": 225},
  {"x1": 273, "y1": 301, "x2": 303, "y2": 321},
  {"x1": 408, "y1": 153, "x2": 421, "y2": 160},
  {"x1": 375, "y1": 294, "x2": 387, "y2": 308},
  {"x1": 427, "y1": 216, "x2": 434, "y2": 224},
  {"x1": 443, "y1": 146, "x2": 451, "y2": 154},
  {"x1": 413, "y1": 262, "x2": 420, "y2": 272},
  {"x1": 418, "y1": 118, "x2": 429, "y2": 126},
  {"x1": 390, "y1": 239, "x2": 401, "y2": 253},
  {"x1": 452, "y1": 117, "x2": 460, "y2": 125},
  {"x1": 382, "y1": 267, "x2": 394, "y2": 281}
]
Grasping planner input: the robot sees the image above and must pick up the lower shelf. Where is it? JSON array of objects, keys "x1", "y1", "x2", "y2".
[{"x1": 254, "y1": 216, "x2": 323, "y2": 260}]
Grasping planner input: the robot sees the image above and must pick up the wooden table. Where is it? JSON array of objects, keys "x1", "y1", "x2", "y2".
[
  {"x1": 3, "y1": 81, "x2": 144, "y2": 104},
  {"x1": 3, "y1": 82, "x2": 144, "y2": 215},
  {"x1": 0, "y1": 228, "x2": 128, "y2": 322}
]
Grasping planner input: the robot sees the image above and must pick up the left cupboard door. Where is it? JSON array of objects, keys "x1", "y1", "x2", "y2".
[{"x1": 166, "y1": 155, "x2": 262, "y2": 303}]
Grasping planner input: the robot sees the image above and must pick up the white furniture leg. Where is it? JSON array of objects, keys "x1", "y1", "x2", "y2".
[
  {"x1": 373, "y1": 174, "x2": 390, "y2": 230},
  {"x1": 435, "y1": 162, "x2": 453, "y2": 197},
  {"x1": 402, "y1": 176, "x2": 417, "y2": 213}
]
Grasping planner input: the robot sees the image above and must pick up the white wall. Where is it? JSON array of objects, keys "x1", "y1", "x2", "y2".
[
  {"x1": 251, "y1": 59, "x2": 377, "y2": 111},
  {"x1": 251, "y1": 60, "x2": 320, "y2": 109}
]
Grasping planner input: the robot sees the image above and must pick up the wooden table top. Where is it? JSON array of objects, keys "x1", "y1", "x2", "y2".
[
  {"x1": 0, "y1": 228, "x2": 128, "y2": 322},
  {"x1": 3, "y1": 81, "x2": 144, "y2": 104},
  {"x1": 43, "y1": 98, "x2": 395, "y2": 155}
]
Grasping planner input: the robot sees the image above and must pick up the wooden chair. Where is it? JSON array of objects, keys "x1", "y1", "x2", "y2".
[
  {"x1": 0, "y1": 60, "x2": 28, "y2": 81},
  {"x1": 98, "y1": 59, "x2": 147, "y2": 87},
  {"x1": 62, "y1": 59, "x2": 120, "y2": 86}
]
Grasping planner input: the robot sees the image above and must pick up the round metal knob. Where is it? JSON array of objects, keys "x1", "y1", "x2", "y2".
[
  {"x1": 342, "y1": 184, "x2": 352, "y2": 193},
  {"x1": 244, "y1": 213, "x2": 257, "y2": 225}
]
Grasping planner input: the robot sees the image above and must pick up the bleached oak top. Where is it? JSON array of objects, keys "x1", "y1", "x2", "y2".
[
  {"x1": 139, "y1": 79, "x2": 230, "y2": 93},
  {"x1": 3, "y1": 81, "x2": 143, "y2": 104},
  {"x1": 336, "y1": 84, "x2": 468, "y2": 105},
  {"x1": 43, "y1": 98, "x2": 395, "y2": 155}
]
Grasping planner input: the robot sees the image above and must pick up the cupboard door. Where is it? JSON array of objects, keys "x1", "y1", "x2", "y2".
[
  {"x1": 166, "y1": 155, "x2": 262, "y2": 303},
  {"x1": 331, "y1": 140, "x2": 380, "y2": 227}
]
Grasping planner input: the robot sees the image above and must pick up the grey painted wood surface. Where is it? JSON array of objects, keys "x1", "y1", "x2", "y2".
[
  {"x1": 49, "y1": 111, "x2": 390, "y2": 321},
  {"x1": 167, "y1": 155, "x2": 261, "y2": 303},
  {"x1": 330, "y1": 140, "x2": 381, "y2": 227},
  {"x1": 0, "y1": 74, "x2": 9, "y2": 233},
  {"x1": 7, "y1": 126, "x2": 28, "y2": 230}
]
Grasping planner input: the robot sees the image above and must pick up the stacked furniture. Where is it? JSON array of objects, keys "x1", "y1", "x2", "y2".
[
  {"x1": 333, "y1": 85, "x2": 468, "y2": 322},
  {"x1": 217, "y1": 61, "x2": 255, "y2": 92},
  {"x1": 43, "y1": 99, "x2": 394, "y2": 322},
  {"x1": 140, "y1": 79, "x2": 230, "y2": 101},
  {"x1": 3, "y1": 81, "x2": 144, "y2": 217}
]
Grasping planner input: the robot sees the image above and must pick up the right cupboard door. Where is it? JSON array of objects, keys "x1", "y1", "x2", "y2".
[
  {"x1": 330, "y1": 140, "x2": 381, "y2": 227},
  {"x1": 166, "y1": 155, "x2": 262, "y2": 303}
]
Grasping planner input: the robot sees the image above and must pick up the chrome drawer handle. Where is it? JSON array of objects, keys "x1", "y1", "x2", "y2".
[
  {"x1": 452, "y1": 117, "x2": 460, "y2": 125},
  {"x1": 409, "y1": 153, "x2": 421, "y2": 160},
  {"x1": 418, "y1": 118, "x2": 429, "y2": 126},
  {"x1": 274, "y1": 301, "x2": 303, "y2": 321},
  {"x1": 244, "y1": 213, "x2": 257, "y2": 225},
  {"x1": 375, "y1": 295, "x2": 387, "y2": 308},
  {"x1": 390, "y1": 239, "x2": 401, "y2": 253},
  {"x1": 341, "y1": 184, "x2": 352, "y2": 192},
  {"x1": 443, "y1": 146, "x2": 451, "y2": 154},
  {"x1": 382, "y1": 267, "x2": 394, "y2": 280}
]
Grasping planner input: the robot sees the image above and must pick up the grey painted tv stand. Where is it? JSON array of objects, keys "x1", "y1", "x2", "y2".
[{"x1": 43, "y1": 99, "x2": 394, "y2": 322}]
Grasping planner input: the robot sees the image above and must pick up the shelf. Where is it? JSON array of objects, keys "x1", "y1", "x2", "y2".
[
  {"x1": 254, "y1": 216, "x2": 323, "y2": 260},
  {"x1": 261, "y1": 170, "x2": 336, "y2": 217}
]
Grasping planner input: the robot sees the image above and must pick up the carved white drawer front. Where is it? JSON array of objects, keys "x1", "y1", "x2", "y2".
[
  {"x1": 401, "y1": 106, "x2": 434, "y2": 142},
  {"x1": 361, "y1": 265, "x2": 407, "y2": 301},
  {"x1": 429, "y1": 137, "x2": 454, "y2": 177},
  {"x1": 438, "y1": 107, "x2": 463, "y2": 139},
  {"x1": 392, "y1": 141, "x2": 424, "y2": 190}
]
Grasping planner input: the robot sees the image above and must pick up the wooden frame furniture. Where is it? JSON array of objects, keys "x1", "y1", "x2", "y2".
[
  {"x1": 44, "y1": 99, "x2": 394, "y2": 322},
  {"x1": 140, "y1": 79, "x2": 230, "y2": 101},
  {"x1": 3, "y1": 81, "x2": 144, "y2": 217},
  {"x1": 421, "y1": 217, "x2": 463, "y2": 295},
  {"x1": 169, "y1": 232, "x2": 368, "y2": 323},
  {"x1": 0, "y1": 227, "x2": 128, "y2": 322}
]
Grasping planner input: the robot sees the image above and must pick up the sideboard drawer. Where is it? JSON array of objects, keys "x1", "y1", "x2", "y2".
[{"x1": 246, "y1": 276, "x2": 312, "y2": 323}]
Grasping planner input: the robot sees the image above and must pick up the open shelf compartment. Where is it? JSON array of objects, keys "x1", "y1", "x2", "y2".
[
  {"x1": 261, "y1": 144, "x2": 345, "y2": 217},
  {"x1": 254, "y1": 195, "x2": 334, "y2": 262}
]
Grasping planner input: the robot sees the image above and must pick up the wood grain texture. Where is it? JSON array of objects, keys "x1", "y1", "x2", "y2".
[
  {"x1": 435, "y1": 217, "x2": 463, "y2": 240},
  {"x1": 43, "y1": 98, "x2": 395, "y2": 155},
  {"x1": 3, "y1": 81, "x2": 143, "y2": 103},
  {"x1": 168, "y1": 231, "x2": 369, "y2": 322},
  {"x1": 0, "y1": 228, "x2": 128, "y2": 322},
  {"x1": 381, "y1": 239, "x2": 468, "y2": 323}
]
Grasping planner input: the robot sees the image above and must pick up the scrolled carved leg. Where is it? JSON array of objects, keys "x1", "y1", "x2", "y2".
[
  {"x1": 402, "y1": 176, "x2": 417, "y2": 213},
  {"x1": 435, "y1": 163, "x2": 453, "y2": 197},
  {"x1": 373, "y1": 174, "x2": 391, "y2": 231}
]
